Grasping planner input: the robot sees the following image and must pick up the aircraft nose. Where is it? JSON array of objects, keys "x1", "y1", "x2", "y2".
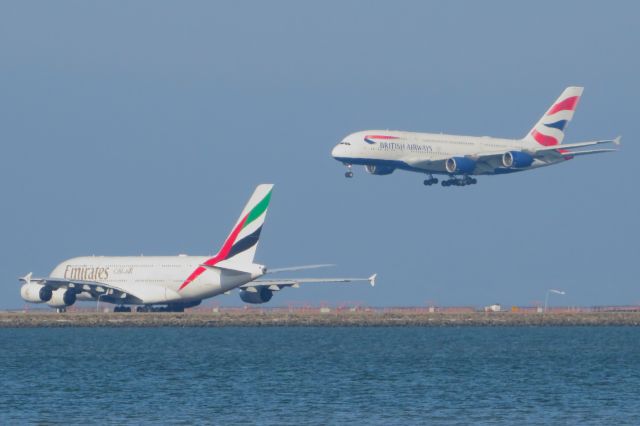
[{"x1": 331, "y1": 144, "x2": 341, "y2": 157}]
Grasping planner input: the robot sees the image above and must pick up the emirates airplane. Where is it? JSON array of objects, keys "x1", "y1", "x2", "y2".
[
  {"x1": 332, "y1": 87, "x2": 620, "y2": 186},
  {"x1": 19, "y1": 184, "x2": 376, "y2": 312}
]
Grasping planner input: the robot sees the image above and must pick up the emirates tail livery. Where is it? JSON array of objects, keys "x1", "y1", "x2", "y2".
[
  {"x1": 19, "y1": 184, "x2": 375, "y2": 312},
  {"x1": 332, "y1": 87, "x2": 620, "y2": 186}
]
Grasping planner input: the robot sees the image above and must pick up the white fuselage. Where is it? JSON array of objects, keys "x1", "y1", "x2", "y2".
[
  {"x1": 51, "y1": 255, "x2": 264, "y2": 305},
  {"x1": 332, "y1": 130, "x2": 564, "y2": 176}
]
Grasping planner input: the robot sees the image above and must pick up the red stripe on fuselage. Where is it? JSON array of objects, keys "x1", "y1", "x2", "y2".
[
  {"x1": 547, "y1": 96, "x2": 580, "y2": 115},
  {"x1": 365, "y1": 135, "x2": 399, "y2": 140},
  {"x1": 178, "y1": 215, "x2": 249, "y2": 291}
]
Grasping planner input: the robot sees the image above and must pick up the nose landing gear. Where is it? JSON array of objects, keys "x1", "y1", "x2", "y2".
[{"x1": 344, "y1": 164, "x2": 354, "y2": 178}]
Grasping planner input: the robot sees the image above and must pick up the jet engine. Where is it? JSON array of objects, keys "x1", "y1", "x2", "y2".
[
  {"x1": 239, "y1": 287, "x2": 273, "y2": 304},
  {"x1": 364, "y1": 164, "x2": 395, "y2": 175},
  {"x1": 47, "y1": 288, "x2": 77, "y2": 308},
  {"x1": 502, "y1": 151, "x2": 534, "y2": 168},
  {"x1": 20, "y1": 283, "x2": 53, "y2": 303},
  {"x1": 445, "y1": 157, "x2": 476, "y2": 174}
]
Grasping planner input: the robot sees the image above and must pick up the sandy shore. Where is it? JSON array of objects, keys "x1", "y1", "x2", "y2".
[{"x1": 2, "y1": 311, "x2": 640, "y2": 327}]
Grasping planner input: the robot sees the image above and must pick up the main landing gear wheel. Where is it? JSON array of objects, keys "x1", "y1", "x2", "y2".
[
  {"x1": 441, "y1": 176, "x2": 478, "y2": 187},
  {"x1": 114, "y1": 305, "x2": 131, "y2": 313},
  {"x1": 423, "y1": 176, "x2": 438, "y2": 186}
]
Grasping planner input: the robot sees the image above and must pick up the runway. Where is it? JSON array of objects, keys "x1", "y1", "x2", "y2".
[{"x1": 3, "y1": 310, "x2": 640, "y2": 327}]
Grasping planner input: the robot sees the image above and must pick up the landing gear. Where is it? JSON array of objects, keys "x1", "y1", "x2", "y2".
[
  {"x1": 137, "y1": 305, "x2": 163, "y2": 312},
  {"x1": 133, "y1": 305, "x2": 186, "y2": 313},
  {"x1": 423, "y1": 175, "x2": 439, "y2": 186},
  {"x1": 344, "y1": 164, "x2": 353, "y2": 178},
  {"x1": 441, "y1": 176, "x2": 478, "y2": 187},
  {"x1": 114, "y1": 305, "x2": 131, "y2": 313},
  {"x1": 166, "y1": 304, "x2": 185, "y2": 313},
  {"x1": 56, "y1": 307, "x2": 66, "y2": 313}
]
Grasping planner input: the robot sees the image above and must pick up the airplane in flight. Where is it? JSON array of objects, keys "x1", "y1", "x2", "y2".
[
  {"x1": 332, "y1": 87, "x2": 620, "y2": 187},
  {"x1": 19, "y1": 184, "x2": 376, "y2": 312}
]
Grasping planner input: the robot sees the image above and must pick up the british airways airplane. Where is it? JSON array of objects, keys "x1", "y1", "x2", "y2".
[
  {"x1": 332, "y1": 87, "x2": 620, "y2": 186},
  {"x1": 19, "y1": 185, "x2": 375, "y2": 312}
]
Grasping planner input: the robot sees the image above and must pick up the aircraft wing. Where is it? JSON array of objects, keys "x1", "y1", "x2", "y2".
[
  {"x1": 404, "y1": 158, "x2": 442, "y2": 169},
  {"x1": 406, "y1": 137, "x2": 620, "y2": 169},
  {"x1": 463, "y1": 136, "x2": 620, "y2": 163},
  {"x1": 266, "y1": 264, "x2": 335, "y2": 274},
  {"x1": 404, "y1": 157, "x2": 463, "y2": 174},
  {"x1": 19, "y1": 273, "x2": 143, "y2": 303},
  {"x1": 530, "y1": 136, "x2": 621, "y2": 154},
  {"x1": 241, "y1": 274, "x2": 377, "y2": 292},
  {"x1": 556, "y1": 148, "x2": 618, "y2": 157}
]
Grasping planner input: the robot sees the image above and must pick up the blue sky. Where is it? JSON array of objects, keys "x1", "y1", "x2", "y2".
[{"x1": 1, "y1": 1, "x2": 638, "y2": 309}]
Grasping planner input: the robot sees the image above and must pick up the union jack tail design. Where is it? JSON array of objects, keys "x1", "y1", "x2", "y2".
[{"x1": 523, "y1": 86, "x2": 583, "y2": 147}]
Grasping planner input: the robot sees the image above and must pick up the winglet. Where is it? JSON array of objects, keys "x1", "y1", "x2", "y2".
[
  {"x1": 614, "y1": 136, "x2": 622, "y2": 146},
  {"x1": 19, "y1": 272, "x2": 33, "y2": 284},
  {"x1": 369, "y1": 273, "x2": 377, "y2": 287}
]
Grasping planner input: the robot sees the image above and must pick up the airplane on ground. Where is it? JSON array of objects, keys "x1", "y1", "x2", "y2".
[
  {"x1": 331, "y1": 87, "x2": 620, "y2": 187},
  {"x1": 19, "y1": 184, "x2": 376, "y2": 312}
]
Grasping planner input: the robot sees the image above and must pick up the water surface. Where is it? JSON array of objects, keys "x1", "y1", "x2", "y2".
[{"x1": 1, "y1": 327, "x2": 638, "y2": 424}]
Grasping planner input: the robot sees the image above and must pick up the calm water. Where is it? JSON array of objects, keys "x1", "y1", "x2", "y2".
[{"x1": 1, "y1": 327, "x2": 639, "y2": 425}]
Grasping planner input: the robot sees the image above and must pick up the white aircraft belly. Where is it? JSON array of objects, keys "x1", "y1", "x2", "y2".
[{"x1": 115, "y1": 281, "x2": 181, "y2": 304}]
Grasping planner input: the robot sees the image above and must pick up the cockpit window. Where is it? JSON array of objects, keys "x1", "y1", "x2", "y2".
[{"x1": 339, "y1": 141, "x2": 351, "y2": 146}]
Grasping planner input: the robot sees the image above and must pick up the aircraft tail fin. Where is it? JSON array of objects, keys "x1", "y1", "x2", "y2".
[
  {"x1": 178, "y1": 185, "x2": 273, "y2": 291},
  {"x1": 214, "y1": 184, "x2": 273, "y2": 266},
  {"x1": 522, "y1": 86, "x2": 583, "y2": 148}
]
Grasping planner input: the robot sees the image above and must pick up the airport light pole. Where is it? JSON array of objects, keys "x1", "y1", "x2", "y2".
[{"x1": 544, "y1": 289, "x2": 566, "y2": 313}]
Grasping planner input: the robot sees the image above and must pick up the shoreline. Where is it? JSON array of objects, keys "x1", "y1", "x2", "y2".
[{"x1": 2, "y1": 311, "x2": 640, "y2": 327}]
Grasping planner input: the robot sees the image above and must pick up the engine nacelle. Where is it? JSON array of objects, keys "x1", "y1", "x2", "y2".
[
  {"x1": 20, "y1": 283, "x2": 53, "y2": 303},
  {"x1": 364, "y1": 164, "x2": 395, "y2": 175},
  {"x1": 239, "y1": 287, "x2": 273, "y2": 304},
  {"x1": 502, "y1": 151, "x2": 534, "y2": 168},
  {"x1": 445, "y1": 157, "x2": 476, "y2": 174},
  {"x1": 47, "y1": 288, "x2": 77, "y2": 308}
]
